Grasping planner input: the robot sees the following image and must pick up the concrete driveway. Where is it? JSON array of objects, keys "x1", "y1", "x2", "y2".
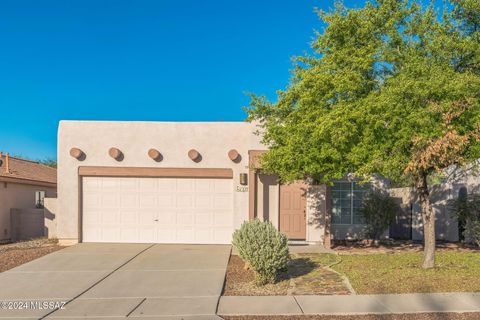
[{"x1": 0, "y1": 243, "x2": 230, "y2": 320}]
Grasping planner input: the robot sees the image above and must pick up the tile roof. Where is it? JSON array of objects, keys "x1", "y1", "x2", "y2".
[{"x1": 0, "y1": 155, "x2": 57, "y2": 185}]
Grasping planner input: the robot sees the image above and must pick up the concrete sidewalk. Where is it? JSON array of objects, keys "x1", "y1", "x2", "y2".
[{"x1": 218, "y1": 293, "x2": 480, "y2": 316}]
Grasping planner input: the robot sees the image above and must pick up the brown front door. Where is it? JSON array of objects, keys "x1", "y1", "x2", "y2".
[{"x1": 279, "y1": 181, "x2": 306, "y2": 240}]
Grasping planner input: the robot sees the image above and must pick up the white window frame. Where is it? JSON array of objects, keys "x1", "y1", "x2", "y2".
[
  {"x1": 331, "y1": 181, "x2": 370, "y2": 225},
  {"x1": 35, "y1": 190, "x2": 46, "y2": 208}
]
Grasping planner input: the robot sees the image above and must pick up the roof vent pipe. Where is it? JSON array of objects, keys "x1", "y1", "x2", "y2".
[{"x1": 5, "y1": 152, "x2": 9, "y2": 174}]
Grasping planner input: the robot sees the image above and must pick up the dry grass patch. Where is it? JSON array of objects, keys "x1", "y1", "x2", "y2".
[
  {"x1": 331, "y1": 251, "x2": 480, "y2": 294},
  {"x1": 223, "y1": 254, "x2": 351, "y2": 296}
]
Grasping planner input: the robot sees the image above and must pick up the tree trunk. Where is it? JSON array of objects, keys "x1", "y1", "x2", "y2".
[
  {"x1": 324, "y1": 185, "x2": 332, "y2": 249},
  {"x1": 416, "y1": 173, "x2": 436, "y2": 269}
]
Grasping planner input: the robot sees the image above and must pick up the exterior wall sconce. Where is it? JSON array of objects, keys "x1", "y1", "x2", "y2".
[{"x1": 239, "y1": 173, "x2": 248, "y2": 185}]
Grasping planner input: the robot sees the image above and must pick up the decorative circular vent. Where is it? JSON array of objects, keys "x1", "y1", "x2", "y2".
[
  {"x1": 188, "y1": 149, "x2": 201, "y2": 162},
  {"x1": 108, "y1": 147, "x2": 123, "y2": 161},
  {"x1": 70, "y1": 148, "x2": 85, "y2": 160},
  {"x1": 148, "y1": 148, "x2": 163, "y2": 162},
  {"x1": 228, "y1": 149, "x2": 240, "y2": 162}
]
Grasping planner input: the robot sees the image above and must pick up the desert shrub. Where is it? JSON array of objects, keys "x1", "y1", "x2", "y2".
[
  {"x1": 232, "y1": 219, "x2": 289, "y2": 285},
  {"x1": 359, "y1": 191, "x2": 397, "y2": 240},
  {"x1": 449, "y1": 192, "x2": 480, "y2": 246}
]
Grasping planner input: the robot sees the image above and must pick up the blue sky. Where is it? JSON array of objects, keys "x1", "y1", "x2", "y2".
[{"x1": 1, "y1": 0, "x2": 438, "y2": 159}]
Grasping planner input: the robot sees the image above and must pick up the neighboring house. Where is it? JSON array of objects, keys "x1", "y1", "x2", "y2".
[
  {"x1": 0, "y1": 153, "x2": 57, "y2": 242},
  {"x1": 55, "y1": 120, "x2": 462, "y2": 246}
]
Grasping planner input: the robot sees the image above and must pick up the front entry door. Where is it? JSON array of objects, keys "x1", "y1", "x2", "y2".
[{"x1": 279, "y1": 181, "x2": 306, "y2": 240}]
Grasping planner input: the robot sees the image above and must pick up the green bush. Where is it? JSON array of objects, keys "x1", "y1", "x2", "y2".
[
  {"x1": 449, "y1": 192, "x2": 480, "y2": 246},
  {"x1": 232, "y1": 219, "x2": 289, "y2": 285},
  {"x1": 359, "y1": 191, "x2": 397, "y2": 240}
]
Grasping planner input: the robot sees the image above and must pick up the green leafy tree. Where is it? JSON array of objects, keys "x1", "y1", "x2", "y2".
[
  {"x1": 449, "y1": 191, "x2": 480, "y2": 246},
  {"x1": 247, "y1": 0, "x2": 480, "y2": 268},
  {"x1": 39, "y1": 158, "x2": 57, "y2": 168},
  {"x1": 360, "y1": 191, "x2": 397, "y2": 241}
]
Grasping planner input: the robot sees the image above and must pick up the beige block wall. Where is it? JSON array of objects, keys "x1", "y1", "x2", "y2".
[
  {"x1": 44, "y1": 197, "x2": 57, "y2": 239},
  {"x1": 10, "y1": 208, "x2": 45, "y2": 241},
  {"x1": 389, "y1": 185, "x2": 459, "y2": 242},
  {"x1": 0, "y1": 182, "x2": 56, "y2": 242},
  {"x1": 57, "y1": 121, "x2": 265, "y2": 243}
]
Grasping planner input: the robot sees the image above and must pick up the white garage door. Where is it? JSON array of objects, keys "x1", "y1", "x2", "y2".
[{"x1": 82, "y1": 177, "x2": 234, "y2": 244}]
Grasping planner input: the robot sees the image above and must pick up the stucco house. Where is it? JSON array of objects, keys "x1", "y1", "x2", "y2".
[
  {"x1": 0, "y1": 153, "x2": 57, "y2": 242},
  {"x1": 56, "y1": 120, "x2": 462, "y2": 246}
]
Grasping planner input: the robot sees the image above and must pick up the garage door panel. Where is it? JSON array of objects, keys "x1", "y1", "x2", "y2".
[
  {"x1": 83, "y1": 210, "x2": 100, "y2": 225},
  {"x1": 194, "y1": 228, "x2": 214, "y2": 242},
  {"x1": 139, "y1": 178, "x2": 156, "y2": 189},
  {"x1": 120, "y1": 194, "x2": 138, "y2": 208},
  {"x1": 195, "y1": 179, "x2": 215, "y2": 192},
  {"x1": 177, "y1": 179, "x2": 195, "y2": 192},
  {"x1": 100, "y1": 210, "x2": 119, "y2": 224},
  {"x1": 176, "y1": 194, "x2": 194, "y2": 207},
  {"x1": 214, "y1": 195, "x2": 232, "y2": 209},
  {"x1": 120, "y1": 228, "x2": 138, "y2": 241},
  {"x1": 195, "y1": 194, "x2": 213, "y2": 208},
  {"x1": 119, "y1": 178, "x2": 137, "y2": 190},
  {"x1": 83, "y1": 193, "x2": 101, "y2": 208},
  {"x1": 120, "y1": 210, "x2": 138, "y2": 224},
  {"x1": 177, "y1": 213, "x2": 194, "y2": 225},
  {"x1": 158, "y1": 194, "x2": 175, "y2": 207},
  {"x1": 195, "y1": 213, "x2": 213, "y2": 225},
  {"x1": 214, "y1": 229, "x2": 233, "y2": 242},
  {"x1": 157, "y1": 179, "x2": 176, "y2": 191},
  {"x1": 100, "y1": 227, "x2": 120, "y2": 241},
  {"x1": 102, "y1": 178, "x2": 121, "y2": 190},
  {"x1": 157, "y1": 211, "x2": 176, "y2": 224},
  {"x1": 83, "y1": 227, "x2": 100, "y2": 242},
  {"x1": 214, "y1": 179, "x2": 232, "y2": 192},
  {"x1": 176, "y1": 227, "x2": 195, "y2": 242},
  {"x1": 138, "y1": 227, "x2": 156, "y2": 243},
  {"x1": 100, "y1": 193, "x2": 120, "y2": 207},
  {"x1": 82, "y1": 177, "x2": 233, "y2": 244},
  {"x1": 214, "y1": 212, "x2": 233, "y2": 226},
  {"x1": 139, "y1": 194, "x2": 157, "y2": 208},
  {"x1": 83, "y1": 178, "x2": 101, "y2": 189},
  {"x1": 138, "y1": 210, "x2": 157, "y2": 224}
]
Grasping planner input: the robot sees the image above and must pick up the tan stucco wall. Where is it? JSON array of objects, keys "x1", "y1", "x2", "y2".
[
  {"x1": 57, "y1": 120, "x2": 266, "y2": 243},
  {"x1": 0, "y1": 182, "x2": 56, "y2": 242},
  {"x1": 306, "y1": 185, "x2": 326, "y2": 243},
  {"x1": 256, "y1": 174, "x2": 280, "y2": 229}
]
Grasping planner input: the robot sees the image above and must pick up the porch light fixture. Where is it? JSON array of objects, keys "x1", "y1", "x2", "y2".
[{"x1": 240, "y1": 173, "x2": 248, "y2": 185}]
